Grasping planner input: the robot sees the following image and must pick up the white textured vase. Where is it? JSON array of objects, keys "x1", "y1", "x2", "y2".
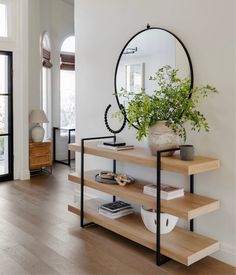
[{"x1": 147, "y1": 121, "x2": 179, "y2": 156}]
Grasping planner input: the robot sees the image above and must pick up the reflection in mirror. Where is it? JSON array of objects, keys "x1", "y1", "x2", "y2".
[
  {"x1": 115, "y1": 28, "x2": 193, "y2": 107},
  {"x1": 125, "y1": 63, "x2": 144, "y2": 92}
]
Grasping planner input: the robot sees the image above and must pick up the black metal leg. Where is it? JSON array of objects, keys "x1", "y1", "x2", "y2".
[
  {"x1": 79, "y1": 135, "x2": 116, "y2": 227},
  {"x1": 113, "y1": 159, "x2": 116, "y2": 202},
  {"x1": 53, "y1": 127, "x2": 75, "y2": 166},
  {"x1": 190, "y1": 174, "x2": 194, "y2": 232},
  {"x1": 53, "y1": 127, "x2": 57, "y2": 162},
  {"x1": 68, "y1": 130, "x2": 72, "y2": 167},
  {"x1": 156, "y1": 151, "x2": 162, "y2": 265},
  {"x1": 80, "y1": 139, "x2": 85, "y2": 228},
  {"x1": 112, "y1": 135, "x2": 117, "y2": 202},
  {"x1": 156, "y1": 148, "x2": 180, "y2": 266}
]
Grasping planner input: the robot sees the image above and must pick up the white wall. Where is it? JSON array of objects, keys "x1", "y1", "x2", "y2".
[
  {"x1": 75, "y1": 0, "x2": 236, "y2": 266},
  {"x1": 51, "y1": 0, "x2": 74, "y2": 128},
  {"x1": 28, "y1": 0, "x2": 42, "y2": 112},
  {"x1": 28, "y1": 0, "x2": 74, "y2": 160},
  {"x1": 28, "y1": 0, "x2": 74, "y2": 121}
]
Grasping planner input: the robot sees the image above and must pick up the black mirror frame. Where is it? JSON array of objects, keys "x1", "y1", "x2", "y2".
[{"x1": 114, "y1": 26, "x2": 194, "y2": 129}]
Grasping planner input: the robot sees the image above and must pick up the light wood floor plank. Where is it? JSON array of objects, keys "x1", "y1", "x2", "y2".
[
  {"x1": 3, "y1": 245, "x2": 59, "y2": 275},
  {"x1": 0, "y1": 249, "x2": 29, "y2": 275}
]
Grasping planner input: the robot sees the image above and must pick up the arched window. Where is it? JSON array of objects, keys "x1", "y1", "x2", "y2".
[
  {"x1": 60, "y1": 35, "x2": 75, "y2": 128},
  {"x1": 41, "y1": 32, "x2": 52, "y2": 139}
]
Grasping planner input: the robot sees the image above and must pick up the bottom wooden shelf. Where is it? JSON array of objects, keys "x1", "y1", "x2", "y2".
[{"x1": 68, "y1": 198, "x2": 219, "y2": 266}]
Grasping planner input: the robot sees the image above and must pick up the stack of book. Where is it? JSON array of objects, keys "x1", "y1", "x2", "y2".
[
  {"x1": 143, "y1": 184, "x2": 184, "y2": 200},
  {"x1": 98, "y1": 201, "x2": 133, "y2": 219},
  {"x1": 97, "y1": 144, "x2": 134, "y2": 151}
]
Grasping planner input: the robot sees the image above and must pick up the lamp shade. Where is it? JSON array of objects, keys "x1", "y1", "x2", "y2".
[{"x1": 29, "y1": 109, "x2": 49, "y2": 123}]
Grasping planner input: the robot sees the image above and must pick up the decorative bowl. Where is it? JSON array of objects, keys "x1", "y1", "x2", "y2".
[{"x1": 141, "y1": 206, "x2": 178, "y2": 234}]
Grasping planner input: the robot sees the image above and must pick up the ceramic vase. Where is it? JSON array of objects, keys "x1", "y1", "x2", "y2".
[{"x1": 147, "y1": 121, "x2": 179, "y2": 156}]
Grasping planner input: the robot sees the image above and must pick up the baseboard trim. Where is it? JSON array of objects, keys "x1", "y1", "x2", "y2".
[
  {"x1": 18, "y1": 169, "x2": 30, "y2": 180},
  {"x1": 212, "y1": 242, "x2": 236, "y2": 267}
]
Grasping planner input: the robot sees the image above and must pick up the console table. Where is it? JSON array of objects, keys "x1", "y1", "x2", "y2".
[{"x1": 68, "y1": 136, "x2": 220, "y2": 266}]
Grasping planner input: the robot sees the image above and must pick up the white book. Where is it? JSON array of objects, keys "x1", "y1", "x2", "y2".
[
  {"x1": 99, "y1": 208, "x2": 133, "y2": 219},
  {"x1": 143, "y1": 184, "x2": 184, "y2": 200},
  {"x1": 99, "y1": 207, "x2": 133, "y2": 216},
  {"x1": 97, "y1": 144, "x2": 134, "y2": 151}
]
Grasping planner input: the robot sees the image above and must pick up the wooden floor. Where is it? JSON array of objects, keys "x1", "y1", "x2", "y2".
[{"x1": 0, "y1": 164, "x2": 235, "y2": 275}]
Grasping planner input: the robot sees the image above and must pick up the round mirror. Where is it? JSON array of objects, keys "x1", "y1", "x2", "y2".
[{"x1": 114, "y1": 27, "x2": 193, "y2": 110}]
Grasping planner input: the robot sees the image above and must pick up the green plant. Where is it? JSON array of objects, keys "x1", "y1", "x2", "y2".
[{"x1": 115, "y1": 65, "x2": 218, "y2": 141}]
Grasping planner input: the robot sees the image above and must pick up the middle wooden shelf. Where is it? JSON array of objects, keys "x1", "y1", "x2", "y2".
[{"x1": 69, "y1": 170, "x2": 220, "y2": 220}]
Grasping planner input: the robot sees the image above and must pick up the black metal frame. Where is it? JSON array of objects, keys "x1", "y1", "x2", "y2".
[
  {"x1": 156, "y1": 148, "x2": 194, "y2": 265},
  {"x1": 80, "y1": 135, "x2": 116, "y2": 227},
  {"x1": 79, "y1": 136, "x2": 195, "y2": 265},
  {"x1": 0, "y1": 51, "x2": 13, "y2": 182},
  {"x1": 53, "y1": 127, "x2": 75, "y2": 166},
  {"x1": 114, "y1": 26, "x2": 194, "y2": 130},
  {"x1": 30, "y1": 166, "x2": 52, "y2": 176}
]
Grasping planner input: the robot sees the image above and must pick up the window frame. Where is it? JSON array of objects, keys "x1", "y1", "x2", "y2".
[
  {"x1": 0, "y1": 0, "x2": 13, "y2": 41},
  {"x1": 0, "y1": 51, "x2": 14, "y2": 182},
  {"x1": 41, "y1": 32, "x2": 52, "y2": 140},
  {"x1": 60, "y1": 35, "x2": 75, "y2": 130}
]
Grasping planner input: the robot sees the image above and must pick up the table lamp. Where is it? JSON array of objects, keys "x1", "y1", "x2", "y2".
[{"x1": 29, "y1": 110, "x2": 49, "y2": 142}]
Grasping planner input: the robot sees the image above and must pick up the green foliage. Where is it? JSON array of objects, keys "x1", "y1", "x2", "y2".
[{"x1": 114, "y1": 65, "x2": 218, "y2": 141}]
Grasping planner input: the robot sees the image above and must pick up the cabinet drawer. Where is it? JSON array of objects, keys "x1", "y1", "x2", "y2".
[
  {"x1": 30, "y1": 144, "x2": 51, "y2": 156},
  {"x1": 30, "y1": 155, "x2": 52, "y2": 168}
]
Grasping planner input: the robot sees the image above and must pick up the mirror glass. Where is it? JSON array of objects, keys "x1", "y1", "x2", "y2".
[{"x1": 115, "y1": 28, "x2": 193, "y2": 107}]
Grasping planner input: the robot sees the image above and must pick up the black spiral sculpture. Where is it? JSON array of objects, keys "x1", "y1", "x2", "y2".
[{"x1": 104, "y1": 104, "x2": 127, "y2": 135}]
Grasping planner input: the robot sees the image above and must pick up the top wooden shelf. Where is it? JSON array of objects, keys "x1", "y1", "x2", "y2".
[{"x1": 69, "y1": 142, "x2": 220, "y2": 175}]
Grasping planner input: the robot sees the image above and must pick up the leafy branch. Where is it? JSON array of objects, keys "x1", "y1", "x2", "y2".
[{"x1": 114, "y1": 65, "x2": 218, "y2": 141}]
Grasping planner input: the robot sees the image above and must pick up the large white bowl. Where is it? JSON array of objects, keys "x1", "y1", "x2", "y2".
[{"x1": 141, "y1": 206, "x2": 178, "y2": 234}]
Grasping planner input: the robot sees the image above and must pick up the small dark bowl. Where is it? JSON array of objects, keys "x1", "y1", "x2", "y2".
[{"x1": 179, "y1": 145, "x2": 194, "y2": 161}]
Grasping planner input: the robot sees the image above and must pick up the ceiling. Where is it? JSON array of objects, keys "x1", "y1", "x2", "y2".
[{"x1": 62, "y1": 0, "x2": 74, "y2": 6}]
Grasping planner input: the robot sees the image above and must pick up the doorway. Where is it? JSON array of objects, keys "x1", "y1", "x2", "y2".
[{"x1": 0, "y1": 51, "x2": 13, "y2": 181}]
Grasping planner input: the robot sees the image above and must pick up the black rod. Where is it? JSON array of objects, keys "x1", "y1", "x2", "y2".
[
  {"x1": 53, "y1": 127, "x2": 56, "y2": 162},
  {"x1": 82, "y1": 135, "x2": 115, "y2": 141},
  {"x1": 113, "y1": 159, "x2": 117, "y2": 202},
  {"x1": 80, "y1": 139, "x2": 85, "y2": 227},
  {"x1": 190, "y1": 174, "x2": 194, "y2": 232},
  {"x1": 156, "y1": 151, "x2": 161, "y2": 265},
  {"x1": 113, "y1": 134, "x2": 117, "y2": 202},
  {"x1": 68, "y1": 129, "x2": 72, "y2": 166}
]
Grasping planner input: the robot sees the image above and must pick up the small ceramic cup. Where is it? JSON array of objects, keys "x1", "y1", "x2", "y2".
[{"x1": 179, "y1": 145, "x2": 194, "y2": 161}]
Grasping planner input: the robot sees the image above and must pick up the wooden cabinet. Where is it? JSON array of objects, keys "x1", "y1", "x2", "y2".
[
  {"x1": 29, "y1": 141, "x2": 52, "y2": 171},
  {"x1": 68, "y1": 140, "x2": 220, "y2": 266}
]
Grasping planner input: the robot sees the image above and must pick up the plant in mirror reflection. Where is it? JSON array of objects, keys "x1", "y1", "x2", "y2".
[{"x1": 114, "y1": 65, "x2": 218, "y2": 141}]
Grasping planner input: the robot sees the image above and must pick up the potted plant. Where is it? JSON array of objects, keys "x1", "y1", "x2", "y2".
[{"x1": 115, "y1": 65, "x2": 218, "y2": 156}]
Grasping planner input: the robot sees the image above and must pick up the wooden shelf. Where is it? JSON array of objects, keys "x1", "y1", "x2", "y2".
[
  {"x1": 68, "y1": 198, "x2": 219, "y2": 266},
  {"x1": 68, "y1": 142, "x2": 220, "y2": 175},
  {"x1": 69, "y1": 171, "x2": 220, "y2": 220}
]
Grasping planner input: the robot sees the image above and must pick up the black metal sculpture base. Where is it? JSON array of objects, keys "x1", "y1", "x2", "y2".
[{"x1": 103, "y1": 141, "x2": 126, "y2": 147}]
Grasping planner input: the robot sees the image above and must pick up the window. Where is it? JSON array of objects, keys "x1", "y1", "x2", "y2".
[
  {"x1": 60, "y1": 36, "x2": 75, "y2": 128},
  {"x1": 0, "y1": 51, "x2": 13, "y2": 181},
  {"x1": 0, "y1": 3, "x2": 7, "y2": 37},
  {"x1": 41, "y1": 33, "x2": 52, "y2": 139}
]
